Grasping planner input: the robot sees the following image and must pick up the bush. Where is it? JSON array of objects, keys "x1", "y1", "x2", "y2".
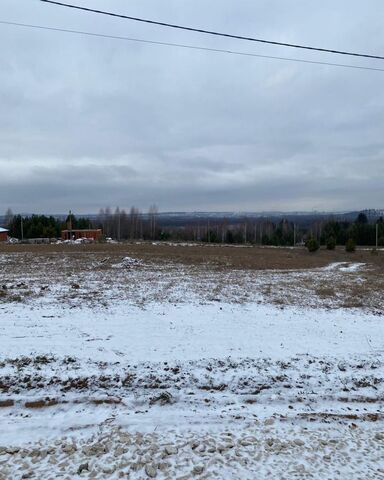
[
  {"x1": 326, "y1": 236, "x2": 336, "y2": 250},
  {"x1": 345, "y1": 238, "x2": 356, "y2": 252},
  {"x1": 307, "y1": 237, "x2": 320, "y2": 252}
]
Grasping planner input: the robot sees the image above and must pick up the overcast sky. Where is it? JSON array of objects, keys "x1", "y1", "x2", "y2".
[{"x1": 1, "y1": 0, "x2": 383, "y2": 214}]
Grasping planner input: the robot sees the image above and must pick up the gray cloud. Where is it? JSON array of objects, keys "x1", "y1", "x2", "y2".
[{"x1": 1, "y1": 0, "x2": 383, "y2": 213}]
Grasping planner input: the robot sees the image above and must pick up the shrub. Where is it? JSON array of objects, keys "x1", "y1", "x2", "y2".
[
  {"x1": 306, "y1": 237, "x2": 320, "y2": 252},
  {"x1": 345, "y1": 238, "x2": 356, "y2": 252},
  {"x1": 326, "y1": 236, "x2": 336, "y2": 250}
]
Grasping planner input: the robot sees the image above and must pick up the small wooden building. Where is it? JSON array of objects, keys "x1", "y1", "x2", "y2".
[
  {"x1": 0, "y1": 227, "x2": 9, "y2": 242},
  {"x1": 61, "y1": 229, "x2": 102, "y2": 241}
]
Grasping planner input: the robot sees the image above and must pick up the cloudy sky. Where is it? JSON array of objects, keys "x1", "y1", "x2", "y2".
[{"x1": 1, "y1": 0, "x2": 383, "y2": 213}]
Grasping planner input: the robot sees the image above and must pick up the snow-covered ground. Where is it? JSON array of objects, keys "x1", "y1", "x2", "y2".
[
  {"x1": 1, "y1": 252, "x2": 383, "y2": 311},
  {"x1": 0, "y1": 252, "x2": 383, "y2": 478}
]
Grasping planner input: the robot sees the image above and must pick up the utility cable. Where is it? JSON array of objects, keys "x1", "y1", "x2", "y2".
[
  {"x1": 40, "y1": 0, "x2": 384, "y2": 61},
  {"x1": 1, "y1": 20, "x2": 384, "y2": 72}
]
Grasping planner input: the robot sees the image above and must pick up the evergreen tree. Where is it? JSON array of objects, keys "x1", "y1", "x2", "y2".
[
  {"x1": 306, "y1": 237, "x2": 320, "y2": 252},
  {"x1": 326, "y1": 236, "x2": 336, "y2": 250},
  {"x1": 345, "y1": 238, "x2": 356, "y2": 252}
]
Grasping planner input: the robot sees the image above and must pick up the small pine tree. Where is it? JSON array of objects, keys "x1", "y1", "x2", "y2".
[
  {"x1": 345, "y1": 238, "x2": 356, "y2": 252},
  {"x1": 307, "y1": 237, "x2": 320, "y2": 252},
  {"x1": 326, "y1": 236, "x2": 336, "y2": 250}
]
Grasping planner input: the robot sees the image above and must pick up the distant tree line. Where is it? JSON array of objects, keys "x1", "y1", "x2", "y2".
[
  {"x1": 318, "y1": 213, "x2": 384, "y2": 246},
  {"x1": 4, "y1": 210, "x2": 92, "y2": 239},
  {"x1": 95, "y1": 208, "x2": 384, "y2": 247},
  {"x1": 98, "y1": 209, "x2": 384, "y2": 247},
  {"x1": 97, "y1": 205, "x2": 159, "y2": 240},
  {"x1": 2, "y1": 207, "x2": 384, "y2": 247}
]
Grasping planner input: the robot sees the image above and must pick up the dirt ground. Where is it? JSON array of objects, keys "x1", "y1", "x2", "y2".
[
  {"x1": 1, "y1": 241, "x2": 383, "y2": 271},
  {"x1": 1, "y1": 242, "x2": 383, "y2": 311}
]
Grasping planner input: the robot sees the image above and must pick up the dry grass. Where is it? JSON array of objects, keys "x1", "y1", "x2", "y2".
[
  {"x1": 315, "y1": 286, "x2": 336, "y2": 299},
  {"x1": 0, "y1": 243, "x2": 383, "y2": 311},
  {"x1": 1, "y1": 242, "x2": 383, "y2": 271}
]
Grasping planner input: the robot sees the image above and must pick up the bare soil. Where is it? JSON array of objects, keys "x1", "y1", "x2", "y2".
[
  {"x1": 0, "y1": 242, "x2": 383, "y2": 271},
  {"x1": 0, "y1": 243, "x2": 383, "y2": 311}
]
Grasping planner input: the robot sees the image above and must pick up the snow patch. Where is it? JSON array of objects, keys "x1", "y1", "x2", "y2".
[
  {"x1": 112, "y1": 256, "x2": 143, "y2": 269},
  {"x1": 323, "y1": 262, "x2": 366, "y2": 272}
]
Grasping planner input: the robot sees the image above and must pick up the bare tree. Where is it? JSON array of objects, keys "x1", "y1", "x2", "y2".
[
  {"x1": 148, "y1": 204, "x2": 158, "y2": 240},
  {"x1": 97, "y1": 208, "x2": 105, "y2": 234},
  {"x1": 104, "y1": 207, "x2": 112, "y2": 237},
  {"x1": 120, "y1": 209, "x2": 128, "y2": 239},
  {"x1": 4, "y1": 208, "x2": 14, "y2": 227},
  {"x1": 114, "y1": 207, "x2": 121, "y2": 240},
  {"x1": 129, "y1": 206, "x2": 141, "y2": 240}
]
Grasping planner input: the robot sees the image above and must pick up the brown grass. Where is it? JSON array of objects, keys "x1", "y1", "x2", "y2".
[
  {"x1": 25, "y1": 399, "x2": 59, "y2": 409},
  {"x1": 1, "y1": 243, "x2": 383, "y2": 311},
  {"x1": 315, "y1": 287, "x2": 336, "y2": 299},
  {"x1": 0, "y1": 242, "x2": 383, "y2": 271},
  {"x1": 298, "y1": 412, "x2": 383, "y2": 422}
]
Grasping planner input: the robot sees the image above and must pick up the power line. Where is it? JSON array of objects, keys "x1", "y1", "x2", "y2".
[
  {"x1": 1, "y1": 20, "x2": 384, "y2": 73},
  {"x1": 40, "y1": 0, "x2": 384, "y2": 61}
]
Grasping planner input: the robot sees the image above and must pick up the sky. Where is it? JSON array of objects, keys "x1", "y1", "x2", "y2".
[{"x1": 1, "y1": 0, "x2": 383, "y2": 214}]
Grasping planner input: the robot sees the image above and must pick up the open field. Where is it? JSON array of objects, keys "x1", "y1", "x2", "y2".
[
  {"x1": 1, "y1": 241, "x2": 384, "y2": 270},
  {"x1": 0, "y1": 244, "x2": 383, "y2": 479},
  {"x1": 1, "y1": 243, "x2": 383, "y2": 311}
]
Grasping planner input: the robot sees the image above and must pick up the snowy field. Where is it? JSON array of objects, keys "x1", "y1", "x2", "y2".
[{"x1": 0, "y1": 246, "x2": 383, "y2": 479}]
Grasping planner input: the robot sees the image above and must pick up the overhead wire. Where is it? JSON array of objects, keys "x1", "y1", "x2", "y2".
[
  {"x1": 40, "y1": 0, "x2": 384, "y2": 61},
  {"x1": 1, "y1": 20, "x2": 384, "y2": 72}
]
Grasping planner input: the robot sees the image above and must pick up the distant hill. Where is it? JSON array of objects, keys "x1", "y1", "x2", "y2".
[{"x1": 1, "y1": 209, "x2": 383, "y2": 228}]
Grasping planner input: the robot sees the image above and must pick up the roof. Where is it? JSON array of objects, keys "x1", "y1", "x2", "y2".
[{"x1": 0, "y1": 227, "x2": 9, "y2": 233}]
